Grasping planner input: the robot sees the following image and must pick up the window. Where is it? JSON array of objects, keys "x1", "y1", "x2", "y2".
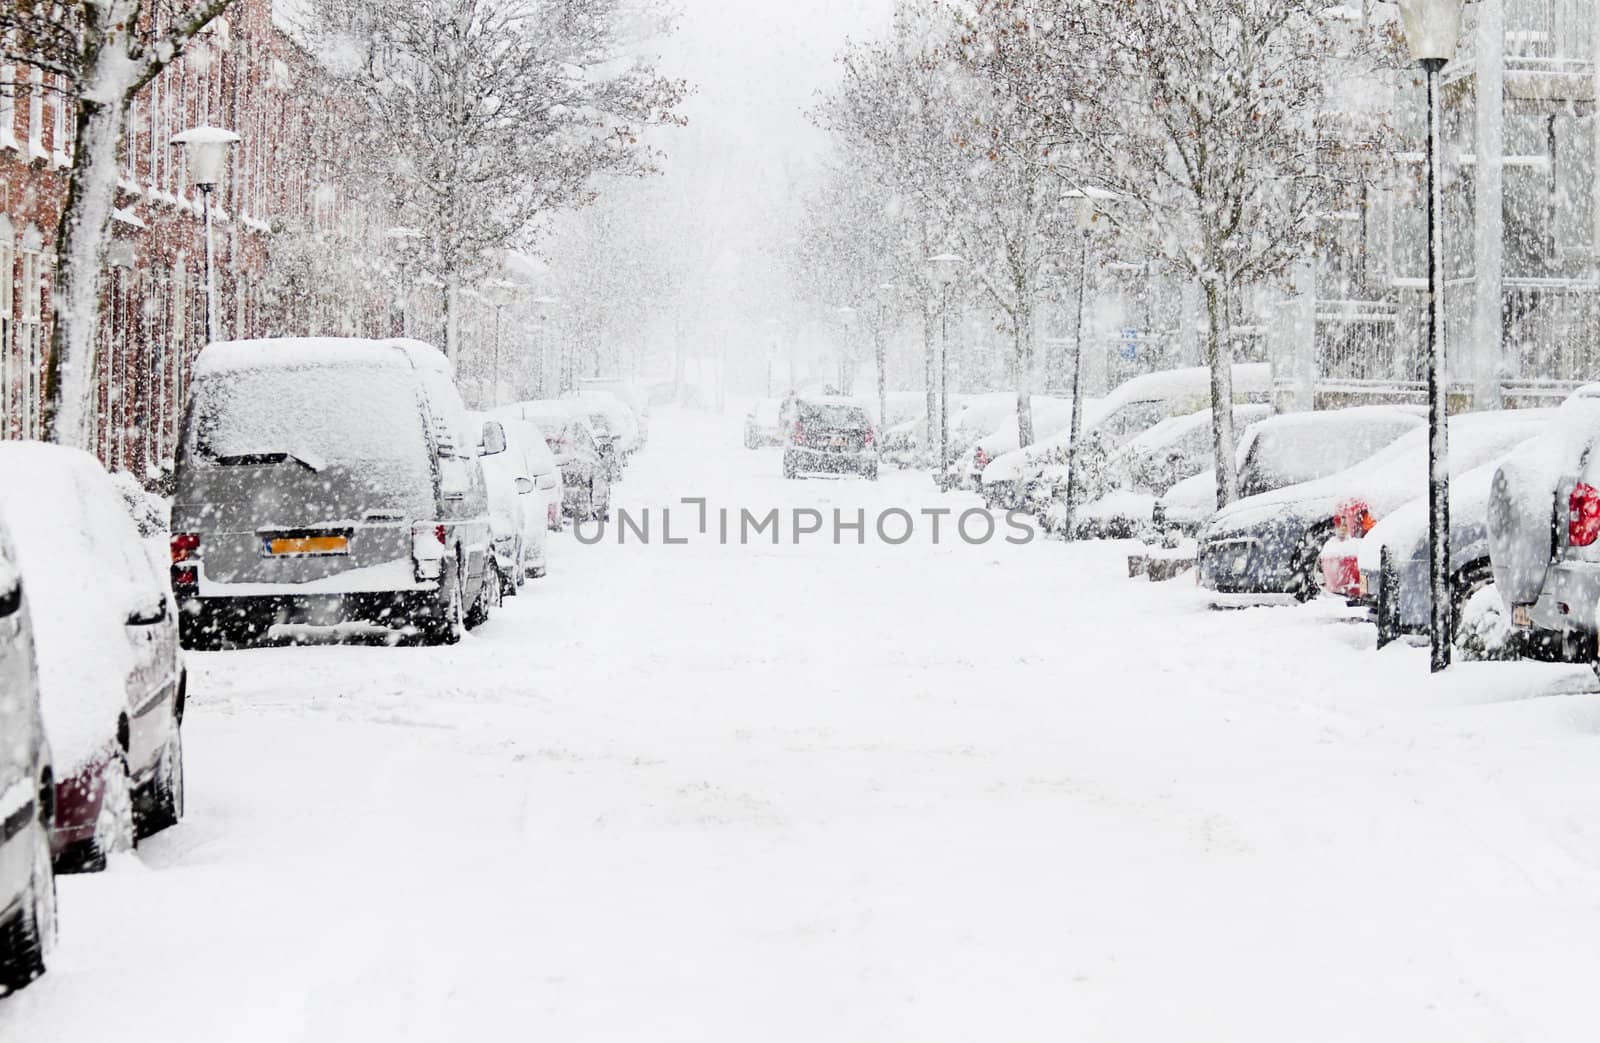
[
  {"x1": 0, "y1": 51, "x2": 16, "y2": 150},
  {"x1": 26, "y1": 69, "x2": 44, "y2": 160},
  {"x1": 0, "y1": 215, "x2": 12, "y2": 437},
  {"x1": 50, "y1": 73, "x2": 68, "y2": 164},
  {"x1": 18, "y1": 225, "x2": 44, "y2": 440}
]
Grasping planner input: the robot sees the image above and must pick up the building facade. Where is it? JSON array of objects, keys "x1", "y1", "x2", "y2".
[{"x1": 0, "y1": 0, "x2": 394, "y2": 483}]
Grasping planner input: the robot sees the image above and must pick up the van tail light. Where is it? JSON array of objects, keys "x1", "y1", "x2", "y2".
[
  {"x1": 413, "y1": 523, "x2": 447, "y2": 581},
  {"x1": 172, "y1": 565, "x2": 198, "y2": 592},
  {"x1": 974, "y1": 447, "x2": 989, "y2": 470},
  {"x1": 1569, "y1": 483, "x2": 1600, "y2": 546},
  {"x1": 171, "y1": 532, "x2": 200, "y2": 563},
  {"x1": 1332, "y1": 499, "x2": 1375, "y2": 540},
  {"x1": 864, "y1": 427, "x2": 875, "y2": 447}
]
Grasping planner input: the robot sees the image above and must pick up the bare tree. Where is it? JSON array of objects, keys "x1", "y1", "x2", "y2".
[
  {"x1": 960, "y1": 0, "x2": 1351, "y2": 506},
  {"x1": 296, "y1": 0, "x2": 686, "y2": 363},
  {"x1": 2, "y1": 0, "x2": 239, "y2": 447}
]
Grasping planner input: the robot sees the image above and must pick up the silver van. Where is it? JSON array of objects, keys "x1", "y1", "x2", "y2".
[{"x1": 171, "y1": 338, "x2": 494, "y2": 647}]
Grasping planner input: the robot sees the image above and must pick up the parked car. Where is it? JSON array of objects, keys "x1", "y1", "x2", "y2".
[
  {"x1": 744, "y1": 399, "x2": 785, "y2": 449},
  {"x1": 1070, "y1": 404, "x2": 1274, "y2": 538},
  {"x1": 578, "y1": 377, "x2": 650, "y2": 448},
  {"x1": 1486, "y1": 390, "x2": 1600, "y2": 659},
  {"x1": 957, "y1": 395, "x2": 1073, "y2": 490},
  {"x1": 171, "y1": 337, "x2": 495, "y2": 648},
  {"x1": 987, "y1": 364, "x2": 1273, "y2": 513},
  {"x1": 1198, "y1": 409, "x2": 1548, "y2": 601},
  {"x1": 568, "y1": 389, "x2": 642, "y2": 462},
  {"x1": 783, "y1": 397, "x2": 879, "y2": 480},
  {"x1": 0, "y1": 443, "x2": 187, "y2": 874},
  {"x1": 505, "y1": 401, "x2": 614, "y2": 521},
  {"x1": 1352, "y1": 452, "x2": 1531, "y2": 639},
  {"x1": 1153, "y1": 405, "x2": 1426, "y2": 536},
  {"x1": 502, "y1": 417, "x2": 565, "y2": 540},
  {"x1": 471, "y1": 414, "x2": 552, "y2": 595},
  {"x1": 0, "y1": 517, "x2": 55, "y2": 994}
]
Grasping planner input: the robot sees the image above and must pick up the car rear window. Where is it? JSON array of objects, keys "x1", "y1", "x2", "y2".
[
  {"x1": 189, "y1": 364, "x2": 428, "y2": 471},
  {"x1": 800, "y1": 403, "x2": 870, "y2": 428},
  {"x1": 1242, "y1": 417, "x2": 1415, "y2": 494}
]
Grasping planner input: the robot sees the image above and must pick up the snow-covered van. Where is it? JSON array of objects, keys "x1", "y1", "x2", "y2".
[{"x1": 171, "y1": 338, "x2": 494, "y2": 647}]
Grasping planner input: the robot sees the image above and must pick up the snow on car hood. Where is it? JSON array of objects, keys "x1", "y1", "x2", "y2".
[
  {"x1": 1205, "y1": 410, "x2": 1553, "y2": 543},
  {"x1": 1357, "y1": 454, "x2": 1520, "y2": 574}
]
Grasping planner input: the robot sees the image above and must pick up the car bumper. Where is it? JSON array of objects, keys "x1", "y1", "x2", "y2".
[
  {"x1": 785, "y1": 448, "x2": 877, "y2": 475},
  {"x1": 1196, "y1": 536, "x2": 1291, "y2": 593},
  {"x1": 178, "y1": 587, "x2": 446, "y2": 644},
  {"x1": 1531, "y1": 560, "x2": 1600, "y2": 639}
]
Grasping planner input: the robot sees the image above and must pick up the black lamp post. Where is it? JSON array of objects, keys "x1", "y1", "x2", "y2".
[
  {"x1": 1396, "y1": 0, "x2": 1468, "y2": 672},
  {"x1": 1061, "y1": 189, "x2": 1099, "y2": 539}
]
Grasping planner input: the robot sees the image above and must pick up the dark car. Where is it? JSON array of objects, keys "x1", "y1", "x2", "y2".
[
  {"x1": 782, "y1": 398, "x2": 879, "y2": 480},
  {"x1": 1198, "y1": 410, "x2": 1548, "y2": 602},
  {"x1": 171, "y1": 338, "x2": 495, "y2": 648},
  {"x1": 0, "y1": 443, "x2": 186, "y2": 875},
  {"x1": 0, "y1": 516, "x2": 55, "y2": 994}
]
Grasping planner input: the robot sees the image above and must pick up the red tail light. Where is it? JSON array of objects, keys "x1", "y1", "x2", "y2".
[
  {"x1": 434, "y1": 524, "x2": 447, "y2": 545},
  {"x1": 1332, "y1": 499, "x2": 1375, "y2": 540},
  {"x1": 172, "y1": 566, "x2": 198, "y2": 589},
  {"x1": 865, "y1": 427, "x2": 875, "y2": 447},
  {"x1": 1570, "y1": 483, "x2": 1600, "y2": 546},
  {"x1": 975, "y1": 448, "x2": 989, "y2": 470},
  {"x1": 171, "y1": 532, "x2": 200, "y2": 563}
]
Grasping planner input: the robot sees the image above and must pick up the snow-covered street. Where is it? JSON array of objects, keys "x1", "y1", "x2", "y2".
[{"x1": 1, "y1": 406, "x2": 1599, "y2": 1041}]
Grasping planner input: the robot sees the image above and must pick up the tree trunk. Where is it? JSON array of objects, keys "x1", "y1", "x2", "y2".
[
  {"x1": 923, "y1": 298, "x2": 938, "y2": 451},
  {"x1": 43, "y1": 95, "x2": 126, "y2": 449},
  {"x1": 443, "y1": 275, "x2": 461, "y2": 365},
  {"x1": 1014, "y1": 293, "x2": 1035, "y2": 449},
  {"x1": 1204, "y1": 278, "x2": 1238, "y2": 508}
]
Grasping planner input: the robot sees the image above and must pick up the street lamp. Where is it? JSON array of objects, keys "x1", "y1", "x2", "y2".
[
  {"x1": 533, "y1": 295, "x2": 560, "y2": 398},
  {"x1": 484, "y1": 278, "x2": 516, "y2": 407},
  {"x1": 1062, "y1": 189, "x2": 1100, "y2": 539},
  {"x1": 928, "y1": 253, "x2": 964, "y2": 490},
  {"x1": 1394, "y1": 0, "x2": 1468, "y2": 672},
  {"x1": 171, "y1": 126, "x2": 240, "y2": 346},
  {"x1": 874, "y1": 282, "x2": 897, "y2": 434}
]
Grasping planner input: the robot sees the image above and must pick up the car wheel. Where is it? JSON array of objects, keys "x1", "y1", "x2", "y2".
[
  {"x1": 1286, "y1": 530, "x2": 1328, "y2": 604},
  {"x1": 88, "y1": 754, "x2": 136, "y2": 870},
  {"x1": 0, "y1": 819, "x2": 55, "y2": 994},
  {"x1": 420, "y1": 561, "x2": 465, "y2": 646},
  {"x1": 465, "y1": 563, "x2": 497, "y2": 630},
  {"x1": 782, "y1": 454, "x2": 798, "y2": 480},
  {"x1": 139, "y1": 723, "x2": 185, "y2": 839},
  {"x1": 530, "y1": 566, "x2": 547, "y2": 580}
]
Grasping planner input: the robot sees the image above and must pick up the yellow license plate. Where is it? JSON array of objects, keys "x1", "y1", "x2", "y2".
[{"x1": 268, "y1": 535, "x2": 349, "y2": 556}]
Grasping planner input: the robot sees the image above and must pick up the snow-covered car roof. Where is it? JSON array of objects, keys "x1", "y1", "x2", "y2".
[
  {"x1": 970, "y1": 396, "x2": 1073, "y2": 463},
  {"x1": 1357, "y1": 451, "x2": 1526, "y2": 575},
  {"x1": 194, "y1": 337, "x2": 446, "y2": 377},
  {"x1": 794, "y1": 394, "x2": 873, "y2": 410},
  {"x1": 0, "y1": 443, "x2": 159, "y2": 773},
  {"x1": 1208, "y1": 409, "x2": 1556, "y2": 537},
  {"x1": 1100, "y1": 363, "x2": 1271, "y2": 412}
]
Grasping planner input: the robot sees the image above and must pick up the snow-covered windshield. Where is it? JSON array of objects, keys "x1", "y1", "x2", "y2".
[
  {"x1": 1238, "y1": 418, "x2": 1414, "y2": 498},
  {"x1": 188, "y1": 364, "x2": 428, "y2": 471}
]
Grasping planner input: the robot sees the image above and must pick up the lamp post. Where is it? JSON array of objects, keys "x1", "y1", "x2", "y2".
[
  {"x1": 874, "y1": 282, "x2": 897, "y2": 433},
  {"x1": 1395, "y1": 0, "x2": 1467, "y2": 672},
  {"x1": 533, "y1": 295, "x2": 560, "y2": 398},
  {"x1": 171, "y1": 127, "x2": 240, "y2": 346},
  {"x1": 928, "y1": 253, "x2": 964, "y2": 490},
  {"x1": 1062, "y1": 190, "x2": 1099, "y2": 539},
  {"x1": 483, "y1": 279, "x2": 516, "y2": 406},
  {"x1": 385, "y1": 227, "x2": 423, "y2": 337}
]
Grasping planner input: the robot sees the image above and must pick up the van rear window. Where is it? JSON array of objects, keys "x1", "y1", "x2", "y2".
[{"x1": 188, "y1": 364, "x2": 428, "y2": 470}]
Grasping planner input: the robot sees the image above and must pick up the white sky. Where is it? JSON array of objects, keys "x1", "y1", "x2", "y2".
[{"x1": 647, "y1": 0, "x2": 894, "y2": 302}]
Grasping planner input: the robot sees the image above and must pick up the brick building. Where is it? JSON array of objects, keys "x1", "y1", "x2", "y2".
[{"x1": 0, "y1": 0, "x2": 393, "y2": 482}]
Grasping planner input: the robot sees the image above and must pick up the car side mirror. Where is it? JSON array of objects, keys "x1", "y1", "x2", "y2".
[
  {"x1": 126, "y1": 595, "x2": 169, "y2": 626},
  {"x1": 0, "y1": 575, "x2": 20, "y2": 618},
  {"x1": 514, "y1": 476, "x2": 536, "y2": 495},
  {"x1": 481, "y1": 420, "x2": 508, "y2": 457},
  {"x1": 537, "y1": 473, "x2": 558, "y2": 491}
]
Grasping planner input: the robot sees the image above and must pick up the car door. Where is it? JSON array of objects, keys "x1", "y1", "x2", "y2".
[{"x1": 85, "y1": 474, "x2": 178, "y2": 783}]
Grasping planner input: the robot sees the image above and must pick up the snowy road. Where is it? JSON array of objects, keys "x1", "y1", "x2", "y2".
[{"x1": 7, "y1": 406, "x2": 1600, "y2": 1041}]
